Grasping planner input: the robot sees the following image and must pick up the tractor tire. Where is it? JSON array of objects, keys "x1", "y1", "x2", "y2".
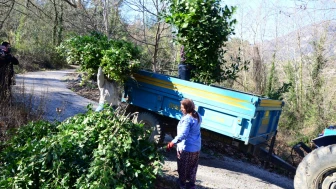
[
  {"x1": 294, "y1": 144, "x2": 336, "y2": 189},
  {"x1": 135, "y1": 112, "x2": 165, "y2": 144}
]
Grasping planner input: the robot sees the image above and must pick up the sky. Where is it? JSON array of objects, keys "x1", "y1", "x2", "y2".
[
  {"x1": 120, "y1": 0, "x2": 336, "y2": 43},
  {"x1": 224, "y1": 0, "x2": 336, "y2": 43}
]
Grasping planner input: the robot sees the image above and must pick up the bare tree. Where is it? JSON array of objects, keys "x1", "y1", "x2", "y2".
[
  {"x1": 121, "y1": 0, "x2": 175, "y2": 72},
  {"x1": 252, "y1": 46, "x2": 265, "y2": 94},
  {"x1": 0, "y1": 0, "x2": 16, "y2": 31}
]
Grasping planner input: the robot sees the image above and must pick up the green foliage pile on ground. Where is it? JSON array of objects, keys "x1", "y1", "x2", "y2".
[
  {"x1": 0, "y1": 107, "x2": 163, "y2": 188},
  {"x1": 57, "y1": 32, "x2": 141, "y2": 84}
]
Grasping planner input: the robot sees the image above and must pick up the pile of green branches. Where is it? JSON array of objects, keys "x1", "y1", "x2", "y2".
[
  {"x1": 0, "y1": 106, "x2": 163, "y2": 188},
  {"x1": 57, "y1": 32, "x2": 141, "y2": 84}
]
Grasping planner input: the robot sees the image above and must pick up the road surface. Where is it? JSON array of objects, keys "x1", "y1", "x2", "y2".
[{"x1": 13, "y1": 69, "x2": 98, "y2": 122}]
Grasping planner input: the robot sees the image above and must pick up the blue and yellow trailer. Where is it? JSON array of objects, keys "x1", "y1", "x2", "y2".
[
  {"x1": 124, "y1": 70, "x2": 282, "y2": 145},
  {"x1": 123, "y1": 70, "x2": 296, "y2": 173}
]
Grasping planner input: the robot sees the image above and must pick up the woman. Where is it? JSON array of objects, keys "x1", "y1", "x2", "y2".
[{"x1": 167, "y1": 98, "x2": 202, "y2": 189}]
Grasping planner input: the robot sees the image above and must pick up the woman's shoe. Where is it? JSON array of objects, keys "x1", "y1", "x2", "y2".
[
  {"x1": 177, "y1": 179, "x2": 186, "y2": 189},
  {"x1": 186, "y1": 182, "x2": 196, "y2": 189}
]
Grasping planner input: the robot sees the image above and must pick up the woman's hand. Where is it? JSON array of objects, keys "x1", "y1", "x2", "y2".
[{"x1": 166, "y1": 142, "x2": 174, "y2": 150}]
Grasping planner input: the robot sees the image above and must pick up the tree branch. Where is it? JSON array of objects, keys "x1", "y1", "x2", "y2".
[
  {"x1": 61, "y1": 0, "x2": 77, "y2": 8},
  {"x1": 0, "y1": 0, "x2": 15, "y2": 30}
]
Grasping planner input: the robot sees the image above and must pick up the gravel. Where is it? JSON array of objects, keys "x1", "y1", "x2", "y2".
[{"x1": 13, "y1": 69, "x2": 294, "y2": 189}]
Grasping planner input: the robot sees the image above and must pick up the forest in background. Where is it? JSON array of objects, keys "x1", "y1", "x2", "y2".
[{"x1": 1, "y1": 0, "x2": 336, "y2": 160}]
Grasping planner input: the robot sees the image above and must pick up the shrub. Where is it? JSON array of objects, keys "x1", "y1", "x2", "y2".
[
  {"x1": 57, "y1": 32, "x2": 141, "y2": 84},
  {"x1": 101, "y1": 40, "x2": 141, "y2": 83},
  {"x1": 164, "y1": 0, "x2": 239, "y2": 84},
  {"x1": 0, "y1": 106, "x2": 163, "y2": 188}
]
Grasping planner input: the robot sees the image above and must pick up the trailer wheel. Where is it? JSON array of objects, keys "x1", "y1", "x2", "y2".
[
  {"x1": 135, "y1": 112, "x2": 165, "y2": 144},
  {"x1": 294, "y1": 144, "x2": 336, "y2": 189}
]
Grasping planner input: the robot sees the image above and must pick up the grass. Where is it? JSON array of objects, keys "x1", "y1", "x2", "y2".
[{"x1": 0, "y1": 81, "x2": 46, "y2": 144}]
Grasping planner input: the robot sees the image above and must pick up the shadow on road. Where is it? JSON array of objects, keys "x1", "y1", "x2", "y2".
[{"x1": 161, "y1": 135, "x2": 294, "y2": 189}]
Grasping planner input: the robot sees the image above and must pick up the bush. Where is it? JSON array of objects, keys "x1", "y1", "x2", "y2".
[
  {"x1": 164, "y1": 0, "x2": 238, "y2": 84},
  {"x1": 57, "y1": 32, "x2": 141, "y2": 84},
  {"x1": 0, "y1": 106, "x2": 163, "y2": 188},
  {"x1": 101, "y1": 40, "x2": 141, "y2": 83}
]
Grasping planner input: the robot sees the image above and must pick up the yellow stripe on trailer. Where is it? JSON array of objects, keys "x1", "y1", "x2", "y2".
[
  {"x1": 260, "y1": 99, "x2": 282, "y2": 107},
  {"x1": 134, "y1": 74, "x2": 252, "y2": 110}
]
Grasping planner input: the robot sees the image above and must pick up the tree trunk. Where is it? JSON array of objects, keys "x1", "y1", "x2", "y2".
[
  {"x1": 252, "y1": 46, "x2": 263, "y2": 94},
  {"x1": 103, "y1": 0, "x2": 109, "y2": 38}
]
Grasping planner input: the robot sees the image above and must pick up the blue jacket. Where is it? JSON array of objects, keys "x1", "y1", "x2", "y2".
[{"x1": 172, "y1": 113, "x2": 202, "y2": 152}]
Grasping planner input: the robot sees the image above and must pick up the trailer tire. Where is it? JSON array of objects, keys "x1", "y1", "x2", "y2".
[
  {"x1": 294, "y1": 144, "x2": 336, "y2": 189},
  {"x1": 135, "y1": 112, "x2": 165, "y2": 144}
]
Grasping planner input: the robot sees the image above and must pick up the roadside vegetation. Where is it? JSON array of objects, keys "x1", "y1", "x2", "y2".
[
  {"x1": 0, "y1": 106, "x2": 162, "y2": 188},
  {"x1": 0, "y1": 86, "x2": 45, "y2": 143}
]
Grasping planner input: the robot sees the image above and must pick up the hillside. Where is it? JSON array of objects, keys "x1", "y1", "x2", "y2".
[{"x1": 261, "y1": 20, "x2": 336, "y2": 62}]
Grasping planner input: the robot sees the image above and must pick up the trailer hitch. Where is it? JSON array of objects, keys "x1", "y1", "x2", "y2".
[{"x1": 292, "y1": 142, "x2": 312, "y2": 158}]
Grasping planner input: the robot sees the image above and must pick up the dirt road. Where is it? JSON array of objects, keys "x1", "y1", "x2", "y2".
[
  {"x1": 13, "y1": 69, "x2": 294, "y2": 189},
  {"x1": 13, "y1": 69, "x2": 98, "y2": 122},
  {"x1": 161, "y1": 135, "x2": 294, "y2": 189}
]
